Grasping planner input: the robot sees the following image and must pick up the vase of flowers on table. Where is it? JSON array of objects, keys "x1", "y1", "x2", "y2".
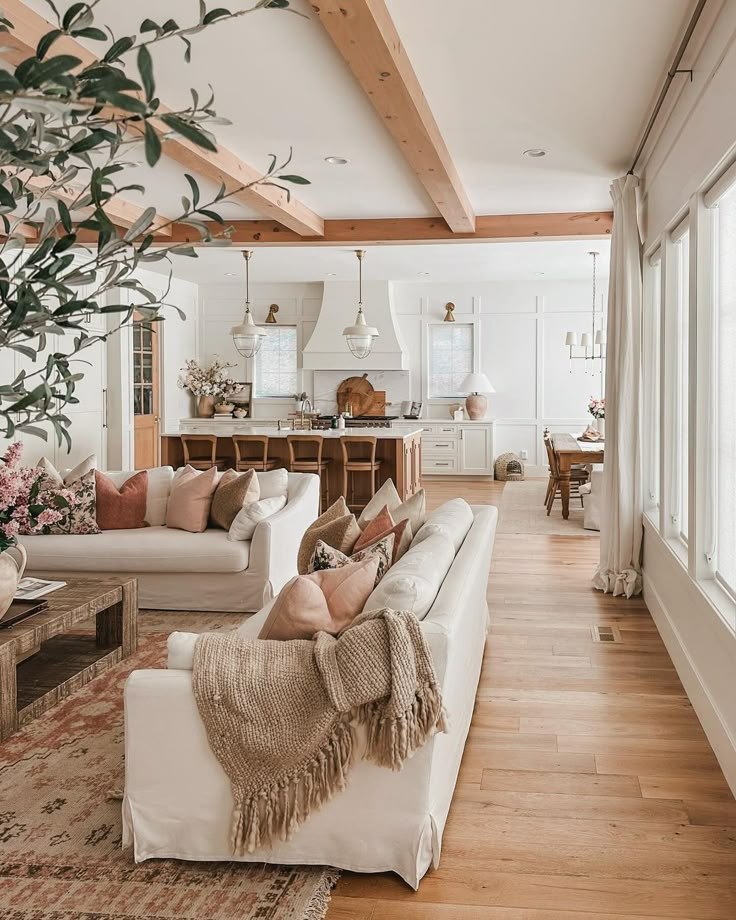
[
  {"x1": 0, "y1": 442, "x2": 75, "y2": 616},
  {"x1": 178, "y1": 359, "x2": 241, "y2": 418},
  {"x1": 588, "y1": 396, "x2": 605, "y2": 439}
]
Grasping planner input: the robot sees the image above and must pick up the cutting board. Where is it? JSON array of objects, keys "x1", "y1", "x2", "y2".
[{"x1": 336, "y1": 375, "x2": 386, "y2": 416}]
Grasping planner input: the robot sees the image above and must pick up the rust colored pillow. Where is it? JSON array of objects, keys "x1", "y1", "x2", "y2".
[
  {"x1": 353, "y1": 505, "x2": 412, "y2": 562},
  {"x1": 95, "y1": 470, "x2": 148, "y2": 530},
  {"x1": 258, "y1": 557, "x2": 379, "y2": 640}
]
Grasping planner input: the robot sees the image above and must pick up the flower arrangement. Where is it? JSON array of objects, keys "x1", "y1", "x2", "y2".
[
  {"x1": 588, "y1": 397, "x2": 605, "y2": 420},
  {"x1": 177, "y1": 360, "x2": 240, "y2": 401},
  {"x1": 0, "y1": 443, "x2": 73, "y2": 552}
]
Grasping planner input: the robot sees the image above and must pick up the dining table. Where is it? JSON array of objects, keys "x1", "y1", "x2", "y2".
[{"x1": 551, "y1": 432, "x2": 605, "y2": 519}]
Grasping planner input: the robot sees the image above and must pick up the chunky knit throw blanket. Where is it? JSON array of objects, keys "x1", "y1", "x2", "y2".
[{"x1": 192, "y1": 607, "x2": 446, "y2": 855}]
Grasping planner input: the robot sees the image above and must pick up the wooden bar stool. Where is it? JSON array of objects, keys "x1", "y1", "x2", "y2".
[
  {"x1": 232, "y1": 435, "x2": 279, "y2": 472},
  {"x1": 341, "y1": 436, "x2": 382, "y2": 512},
  {"x1": 287, "y1": 434, "x2": 330, "y2": 513},
  {"x1": 180, "y1": 434, "x2": 229, "y2": 471}
]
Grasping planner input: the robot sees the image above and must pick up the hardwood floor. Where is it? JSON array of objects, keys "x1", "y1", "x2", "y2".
[{"x1": 327, "y1": 479, "x2": 736, "y2": 920}]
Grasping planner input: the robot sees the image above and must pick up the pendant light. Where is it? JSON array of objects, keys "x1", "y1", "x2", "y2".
[
  {"x1": 343, "y1": 249, "x2": 379, "y2": 359},
  {"x1": 563, "y1": 251, "x2": 606, "y2": 374},
  {"x1": 230, "y1": 250, "x2": 267, "y2": 358}
]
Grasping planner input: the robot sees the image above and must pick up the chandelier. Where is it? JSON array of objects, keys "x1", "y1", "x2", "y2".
[{"x1": 564, "y1": 250, "x2": 606, "y2": 374}]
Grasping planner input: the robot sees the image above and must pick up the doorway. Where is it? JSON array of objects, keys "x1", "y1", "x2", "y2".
[{"x1": 132, "y1": 313, "x2": 160, "y2": 469}]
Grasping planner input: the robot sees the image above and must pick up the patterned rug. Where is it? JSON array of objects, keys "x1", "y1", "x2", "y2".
[{"x1": 0, "y1": 633, "x2": 339, "y2": 919}]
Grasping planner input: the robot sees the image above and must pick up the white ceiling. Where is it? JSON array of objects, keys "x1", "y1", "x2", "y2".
[
  {"x1": 24, "y1": 0, "x2": 692, "y2": 220},
  {"x1": 149, "y1": 238, "x2": 610, "y2": 285}
]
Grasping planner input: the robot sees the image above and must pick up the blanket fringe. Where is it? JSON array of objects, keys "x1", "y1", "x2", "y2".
[
  {"x1": 230, "y1": 718, "x2": 354, "y2": 855},
  {"x1": 359, "y1": 681, "x2": 447, "y2": 770}
]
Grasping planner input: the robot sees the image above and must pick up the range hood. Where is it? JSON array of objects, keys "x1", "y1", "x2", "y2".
[{"x1": 303, "y1": 281, "x2": 409, "y2": 371}]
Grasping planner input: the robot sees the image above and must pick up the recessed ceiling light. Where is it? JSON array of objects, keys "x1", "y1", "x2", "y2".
[
  {"x1": 533, "y1": 271, "x2": 545, "y2": 276},
  {"x1": 326, "y1": 272, "x2": 337, "y2": 276},
  {"x1": 324, "y1": 156, "x2": 349, "y2": 165},
  {"x1": 523, "y1": 148, "x2": 546, "y2": 158},
  {"x1": 224, "y1": 272, "x2": 236, "y2": 277},
  {"x1": 418, "y1": 271, "x2": 430, "y2": 276}
]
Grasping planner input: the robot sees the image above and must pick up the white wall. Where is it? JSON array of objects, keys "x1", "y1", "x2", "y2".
[
  {"x1": 638, "y1": 0, "x2": 736, "y2": 793},
  {"x1": 197, "y1": 277, "x2": 607, "y2": 467}
]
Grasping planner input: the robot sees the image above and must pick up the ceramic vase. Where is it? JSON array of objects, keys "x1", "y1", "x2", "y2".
[
  {"x1": 465, "y1": 393, "x2": 487, "y2": 420},
  {"x1": 596, "y1": 418, "x2": 605, "y2": 439},
  {"x1": 197, "y1": 395, "x2": 215, "y2": 418},
  {"x1": 0, "y1": 544, "x2": 27, "y2": 618}
]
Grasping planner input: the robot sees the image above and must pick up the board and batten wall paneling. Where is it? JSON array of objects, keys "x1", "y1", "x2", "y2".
[{"x1": 197, "y1": 283, "x2": 322, "y2": 418}]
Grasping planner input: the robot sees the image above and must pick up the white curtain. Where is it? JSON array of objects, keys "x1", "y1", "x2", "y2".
[{"x1": 593, "y1": 174, "x2": 644, "y2": 598}]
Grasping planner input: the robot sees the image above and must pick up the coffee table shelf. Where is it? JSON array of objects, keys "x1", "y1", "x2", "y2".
[{"x1": 0, "y1": 577, "x2": 138, "y2": 741}]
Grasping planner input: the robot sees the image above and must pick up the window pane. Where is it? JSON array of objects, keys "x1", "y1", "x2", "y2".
[
  {"x1": 254, "y1": 327, "x2": 298, "y2": 398},
  {"x1": 716, "y1": 187, "x2": 736, "y2": 595},
  {"x1": 142, "y1": 326, "x2": 153, "y2": 351},
  {"x1": 429, "y1": 324, "x2": 473, "y2": 397},
  {"x1": 644, "y1": 260, "x2": 661, "y2": 509},
  {"x1": 676, "y1": 232, "x2": 689, "y2": 542}
]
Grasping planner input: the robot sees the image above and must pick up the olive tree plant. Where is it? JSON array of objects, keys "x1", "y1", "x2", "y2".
[{"x1": 0, "y1": 0, "x2": 307, "y2": 448}]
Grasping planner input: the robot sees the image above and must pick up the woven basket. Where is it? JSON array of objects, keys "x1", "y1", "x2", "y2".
[{"x1": 495, "y1": 452, "x2": 525, "y2": 481}]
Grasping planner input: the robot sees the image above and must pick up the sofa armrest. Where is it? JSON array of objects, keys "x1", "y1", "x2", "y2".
[{"x1": 248, "y1": 473, "x2": 320, "y2": 605}]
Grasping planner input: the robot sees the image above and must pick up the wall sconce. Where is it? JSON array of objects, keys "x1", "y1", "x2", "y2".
[
  {"x1": 265, "y1": 303, "x2": 279, "y2": 324},
  {"x1": 443, "y1": 302, "x2": 455, "y2": 322}
]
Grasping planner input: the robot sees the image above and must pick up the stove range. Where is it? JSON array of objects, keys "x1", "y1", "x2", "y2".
[{"x1": 313, "y1": 415, "x2": 399, "y2": 429}]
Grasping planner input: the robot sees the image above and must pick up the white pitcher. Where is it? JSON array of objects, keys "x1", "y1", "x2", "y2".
[{"x1": 0, "y1": 544, "x2": 27, "y2": 617}]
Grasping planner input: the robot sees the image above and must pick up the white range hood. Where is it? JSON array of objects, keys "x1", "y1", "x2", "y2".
[{"x1": 303, "y1": 281, "x2": 409, "y2": 371}]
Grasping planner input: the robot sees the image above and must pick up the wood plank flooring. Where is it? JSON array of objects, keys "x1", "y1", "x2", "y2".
[{"x1": 327, "y1": 479, "x2": 736, "y2": 920}]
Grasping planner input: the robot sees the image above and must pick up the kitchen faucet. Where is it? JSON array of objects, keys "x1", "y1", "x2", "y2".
[{"x1": 300, "y1": 397, "x2": 313, "y2": 430}]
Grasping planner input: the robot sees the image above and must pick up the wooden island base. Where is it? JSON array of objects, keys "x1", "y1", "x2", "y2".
[{"x1": 161, "y1": 427, "x2": 423, "y2": 507}]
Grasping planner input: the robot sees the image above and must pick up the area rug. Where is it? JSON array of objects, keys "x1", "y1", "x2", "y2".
[
  {"x1": 0, "y1": 634, "x2": 339, "y2": 919},
  {"x1": 497, "y1": 478, "x2": 596, "y2": 536}
]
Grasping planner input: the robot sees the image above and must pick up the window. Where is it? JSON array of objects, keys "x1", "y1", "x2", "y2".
[
  {"x1": 714, "y1": 184, "x2": 736, "y2": 597},
  {"x1": 643, "y1": 254, "x2": 661, "y2": 510},
  {"x1": 253, "y1": 326, "x2": 297, "y2": 398},
  {"x1": 673, "y1": 229, "x2": 690, "y2": 543},
  {"x1": 428, "y1": 323, "x2": 473, "y2": 397}
]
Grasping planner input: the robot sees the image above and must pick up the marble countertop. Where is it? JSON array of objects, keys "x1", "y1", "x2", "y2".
[{"x1": 163, "y1": 425, "x2": 423, "y2": 439}]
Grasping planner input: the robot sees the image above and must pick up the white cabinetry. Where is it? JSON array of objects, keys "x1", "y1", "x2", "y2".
[{"x1": 393, "y1": 421, "x2": 494, "y2": 476}]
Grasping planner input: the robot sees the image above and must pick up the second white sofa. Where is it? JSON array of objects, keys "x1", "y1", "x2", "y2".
[{"x1": 20, "y1": 469, "x2": 320, "y2": 612}]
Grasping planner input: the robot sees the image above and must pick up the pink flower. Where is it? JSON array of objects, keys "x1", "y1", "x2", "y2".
[
  {"x1": 1, "y1": 521, "x2": 19, "y2": 539},
  {"x1": 2, "y1": 441, "x2": 23, "y2": 469},
  {"x1": 36, "y1": 508, "x2": 63, "y2": 527}
]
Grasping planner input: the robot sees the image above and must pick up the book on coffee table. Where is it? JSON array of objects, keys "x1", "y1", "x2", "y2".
[
  {"x1": 15, "y1": 577, "x2": 66, "y2": 600},
  {"x1": 0, "y1": 599, "x2": 49, "y2": 628}
]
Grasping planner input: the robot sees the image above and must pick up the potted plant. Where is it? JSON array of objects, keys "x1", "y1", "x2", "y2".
[
  {"x1": 588, "y1": 396, "x2": 605, "y2": 438},
  {"x1": 178, "y1": 360, "x2": 240, "y2": 417}
]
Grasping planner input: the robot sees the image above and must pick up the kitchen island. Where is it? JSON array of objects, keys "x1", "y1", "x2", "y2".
[{"x1": 161, "y1": 424, "x2": 423, "y2": 503}]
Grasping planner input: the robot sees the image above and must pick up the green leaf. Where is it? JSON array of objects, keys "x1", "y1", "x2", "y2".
[
  {"x1": 143, "y1": 121, "x2": 161, "y2": 166},
  {"x1": 62, "y1": 3, "x2": 87, "y2": 30},
  {"x1": 278, "y1": 174, "x2": 310, "y2": 185},
  {"x1": 137, "y1": 45, "x2": 154, "y2": 101},
  {"x1": 184, "y1": 173, "x2": 200, "y2": 209},
  {"x1": 103, "y1": 36, "x2": 135, "y2": 62},
  {"x1": 36, "y1": 29, "x2": 63, "y2": 61},
  {"x1": 140, "y1": 18, "x2": 160, "y2": 33},
  {"x1": 160, "y1": 113, "x2": 217, "y2": 152},
  {"x1": 57, "y1": 199, "x2": 72, "y2": 233},
  {"x1": 203, "y1": 9, "x2": 231, "y2": 24},
  {"x1": 74, "y1": 27, "x2": 107, "y2": 41}
]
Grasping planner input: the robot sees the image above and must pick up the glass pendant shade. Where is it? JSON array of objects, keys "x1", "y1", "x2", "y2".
[
  {"x1": 230, "y1": 249, "x2": 267, "y2": 358},
  {"x1": 565, "y1": 331, "x2": 578, "y2": 346},
  {"x1": 343, "y1": 249, "x2": 379, "y2": 359},
  {"x1": 230, "y1": 307, "x2": 266, "y2": 358}
]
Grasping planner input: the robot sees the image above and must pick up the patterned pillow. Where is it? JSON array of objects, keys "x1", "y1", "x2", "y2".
[
  {"x1": 308, "y1": 534, "x2": 395, "y2": 587},
  {"x1": 21, "y1": 468, "x2": 100, "y2": 535}
]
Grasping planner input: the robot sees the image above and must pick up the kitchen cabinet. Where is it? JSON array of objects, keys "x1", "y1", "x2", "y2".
[{"x1": 393, "y1": 420, "x2": 495, "y2": 476}]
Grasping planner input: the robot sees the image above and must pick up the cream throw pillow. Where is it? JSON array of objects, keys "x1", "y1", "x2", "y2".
[
  {"x1": 258, "y1": 557, "x2": 379, "y2": 640},
  {"x1": 165, "y1": 465, "x2": 218, "y2": 532},
  {"x1": 228, "y1": 495, "x2": 287, "y2": 541},
  {"x1": 358, "y1": 480, "x2": 426, "y2": 535},
  {"x1": 37, "y1": 453, "x2": 97, "y2": 485},
  {"x1": 210, "y1": 468, "x2": 260, "y2": 530}
]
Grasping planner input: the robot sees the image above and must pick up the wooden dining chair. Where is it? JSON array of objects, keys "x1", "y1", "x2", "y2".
[
  {"x1": 341, "y1": 436, "x2": 382, "y2": 512},
  {"x1": 287, "y1": 435, "x2": 330, "y2": 513},
  {"x1": 543, "y1": 435, "x2": 588, "y2": 515},
  {"x1": 232, "y1": 435, "x2": 279, "y2": 472},
  {"x1": 180, "y1": 434, "x2": 229, "y2": 471}
]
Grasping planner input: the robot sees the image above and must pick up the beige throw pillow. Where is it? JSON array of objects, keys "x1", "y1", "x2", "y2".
[
  {"x1": 228, "y1": 494, "x2": 287, "y2": 541},
  {"x1": 358, "y1": 479, "x2": 426, "y2": 535},
  {"x1": 297, "y1": 497, "x2": 360, "y2": 574},
  {"x1": 210, "y1": 468, "x2": 260, "y2": 530},
  {"x1": 258, "y1": 557, "x2": 379, "y2": 640},
  {"x1": 165, "y1": 465, "x2": 218, "y2": 532},
  {"x1": 37, "y1": 453, "x2": 97, "y2": 486}
]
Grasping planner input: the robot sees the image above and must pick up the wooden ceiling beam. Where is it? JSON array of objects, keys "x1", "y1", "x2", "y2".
[
  {"x1": 313, "y1": 0, "x2": 476, "y2": 234},
  {"x1": 2, "y1": 0, "x2": 325, "y2": 237},
  {"x1": 153, "y1": 211, "x2": 612, "y2": 247}
]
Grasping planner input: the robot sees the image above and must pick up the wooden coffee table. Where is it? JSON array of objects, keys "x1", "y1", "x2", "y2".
[{"x1": 0, "y1": 577, "x2": 138, "y2": 741}]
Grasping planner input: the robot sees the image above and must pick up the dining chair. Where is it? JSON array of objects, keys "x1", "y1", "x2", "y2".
[{"x1": 543, "y1": 435, "x2": 588, "y2": 515}]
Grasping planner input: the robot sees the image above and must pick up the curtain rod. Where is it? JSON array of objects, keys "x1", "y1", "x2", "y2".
[{"x1": 628, "y1": 0, "x2": 709, "y2": 175}]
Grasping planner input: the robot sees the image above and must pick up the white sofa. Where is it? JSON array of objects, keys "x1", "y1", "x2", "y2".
[
  {"x1": 123, "y1": 502, "x2": 497, "y2": 888},
  {"x1": 20, "y1": 469, "x2": 320, "y2": 612}
]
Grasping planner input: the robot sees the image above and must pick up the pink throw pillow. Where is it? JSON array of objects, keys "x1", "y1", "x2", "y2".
[
  {"x1": 95, "y1": 470, "x2": 148, "y2": 530},
  {"x1": 165, "y1": 465, "x2": 218, "y2": 533},
  {"x1": 258, "y1": 557, "x2": 379, "y2": 640}
]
